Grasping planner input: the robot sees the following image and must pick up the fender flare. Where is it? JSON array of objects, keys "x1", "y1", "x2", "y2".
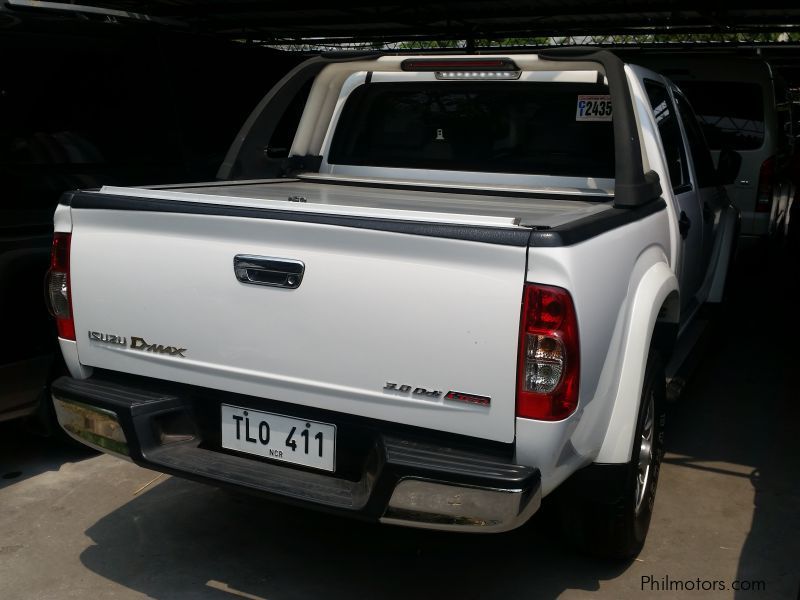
[{"x1": 596, "y1": 261, "x2": 678, "y2": 463}]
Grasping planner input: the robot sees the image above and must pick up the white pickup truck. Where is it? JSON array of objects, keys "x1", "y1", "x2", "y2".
[{"x1": 46, "y1": 50, "x2": 737, "y2": 559}]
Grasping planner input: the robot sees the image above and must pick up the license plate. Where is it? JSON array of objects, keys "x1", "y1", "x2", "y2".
[{"x1": 221, "y1": 404, "x2": 336, "y2": 472}]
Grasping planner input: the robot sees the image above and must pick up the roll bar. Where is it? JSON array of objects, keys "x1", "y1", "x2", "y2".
[{"x1": 220, "y1": 49, "x2": 661, "y2": 208}]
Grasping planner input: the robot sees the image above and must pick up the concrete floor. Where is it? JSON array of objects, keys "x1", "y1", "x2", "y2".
[{"x1": 1, "y1": 244, "x2": 798, "y2": 600}]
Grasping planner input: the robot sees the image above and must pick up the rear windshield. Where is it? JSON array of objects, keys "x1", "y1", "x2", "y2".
[
  {"x1": 675, "y1": 81, "x2": 765, "y2": 151},
  {"x1": 328, "y1": 81, "x2": 615, "y2": 179}
]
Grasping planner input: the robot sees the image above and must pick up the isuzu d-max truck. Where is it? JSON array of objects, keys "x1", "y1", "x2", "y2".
[{"x1": 46, "y1": 50, "x2": 737, "y2": 558}]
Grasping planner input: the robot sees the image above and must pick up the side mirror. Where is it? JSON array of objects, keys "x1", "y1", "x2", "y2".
[{"x1": 716, "y1": 147, "x2": 741, "y2": 186}]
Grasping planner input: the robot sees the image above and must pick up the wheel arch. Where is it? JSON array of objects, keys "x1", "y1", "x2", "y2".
[{"x1": 596, "y1": 261, "x2": 678, "y2": 463}]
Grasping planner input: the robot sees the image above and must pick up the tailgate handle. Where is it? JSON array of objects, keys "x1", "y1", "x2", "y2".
[{"x1": 233, "y1": 255, "x2": 305, "y2": 289}]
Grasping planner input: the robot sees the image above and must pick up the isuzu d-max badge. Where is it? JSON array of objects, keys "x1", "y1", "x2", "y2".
[
  {"x1": 88, "y1": 331, "x2": 126, "y2": 345},
  {"x1": 87, "y1": 331, "x2": 186, "y2": 357},
  {"x1": 130, "y1": 336, "x2": 187, "y2": 357}
]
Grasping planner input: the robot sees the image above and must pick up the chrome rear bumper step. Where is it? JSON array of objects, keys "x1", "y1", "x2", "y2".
[{"x1": 51, "y1": 374, "x2": 541, "y2": 532}]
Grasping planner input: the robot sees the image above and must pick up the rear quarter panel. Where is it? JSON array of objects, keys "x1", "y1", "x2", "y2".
[{"x1": 516, "y1": 208, "x2": 675, "y2": 495}]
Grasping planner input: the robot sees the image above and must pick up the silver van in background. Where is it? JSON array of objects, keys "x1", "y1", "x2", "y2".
[{"x1": 640, "y1": 55, "x2": 794, "y2": 238}]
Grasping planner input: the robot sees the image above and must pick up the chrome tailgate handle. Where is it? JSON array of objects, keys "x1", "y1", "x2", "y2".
[{"x1": 233, "y1": 255, "x2": 305, "y2": 289}]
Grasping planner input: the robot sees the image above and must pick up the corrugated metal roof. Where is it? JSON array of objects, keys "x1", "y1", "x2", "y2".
[{"x1": 3, "y1": 0, "x2": 800, "y2": 42}]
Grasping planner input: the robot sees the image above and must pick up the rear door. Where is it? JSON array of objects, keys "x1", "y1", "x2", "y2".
[
  {"x1": 673, "y1": 90, "x2": 726, "y2": 275},
  {"x1": 644, "y1": 79, "x2": 704, "y2": 315}
]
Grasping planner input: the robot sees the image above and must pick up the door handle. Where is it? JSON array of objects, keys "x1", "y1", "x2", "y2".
[
  {"x1": 233, "y1": 255, "x2": 305, "y2": 289},
  {"x1": 678, "y1": 211, "x2": 691, "y2": 239}
]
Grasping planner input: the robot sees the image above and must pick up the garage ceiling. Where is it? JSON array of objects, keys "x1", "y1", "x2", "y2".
[{"x1": 4, "y1": 0, "x2": 800, "y2": 43}]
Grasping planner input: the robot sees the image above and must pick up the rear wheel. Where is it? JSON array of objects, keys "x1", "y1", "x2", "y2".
[{"x1": 560, "y1": 351, "x2": 666, "y2": 559}]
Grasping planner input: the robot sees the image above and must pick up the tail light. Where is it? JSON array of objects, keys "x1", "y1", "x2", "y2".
[
  {"x1": 516, "y1": 283, "x2": 579, "y2": 421},
  {"x1": 45, "y1": 233, "x2": 75, "y2": 340},
  {"x1": 756, "y1": 156, "x2": 774, "y2": 213}
]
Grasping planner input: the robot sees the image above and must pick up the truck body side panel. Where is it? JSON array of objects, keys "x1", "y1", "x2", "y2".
[{"x1": 517, "y1": 208, "x2": 673, "y2": 487}]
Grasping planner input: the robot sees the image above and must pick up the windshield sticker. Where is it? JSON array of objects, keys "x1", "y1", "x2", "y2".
[{"x1": 576, "y1": 95, "x2": 612, "y2": 121}]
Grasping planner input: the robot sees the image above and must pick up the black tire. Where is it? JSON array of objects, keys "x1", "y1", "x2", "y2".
[{"x1": 559, "y1": 351, "x2": 666, "y2": 560}]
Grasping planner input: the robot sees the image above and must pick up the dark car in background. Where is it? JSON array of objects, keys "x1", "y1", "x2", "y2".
[{"x1": 0, "y1": 24, "x2": 299, "y2": 425}]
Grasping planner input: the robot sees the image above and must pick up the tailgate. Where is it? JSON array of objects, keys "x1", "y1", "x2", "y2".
[{"x1": 68, "y1": 189, "x2": 530, "y2": 443}]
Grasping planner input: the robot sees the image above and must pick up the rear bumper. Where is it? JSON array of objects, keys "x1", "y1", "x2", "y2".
[{"x1": 51, "y1": 374, "x2": 541, "y2": 533}]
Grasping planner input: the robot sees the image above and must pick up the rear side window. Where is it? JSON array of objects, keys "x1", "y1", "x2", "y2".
[
  {"x1": 675, "y1": 81, "x2": 765, "y2": 151},
  {"x1": 645, "y1": 81, "x2": 690, "y2": 192},
  {"x1": 328, "y1": 81, "x2": 615, "y2": 179}
]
